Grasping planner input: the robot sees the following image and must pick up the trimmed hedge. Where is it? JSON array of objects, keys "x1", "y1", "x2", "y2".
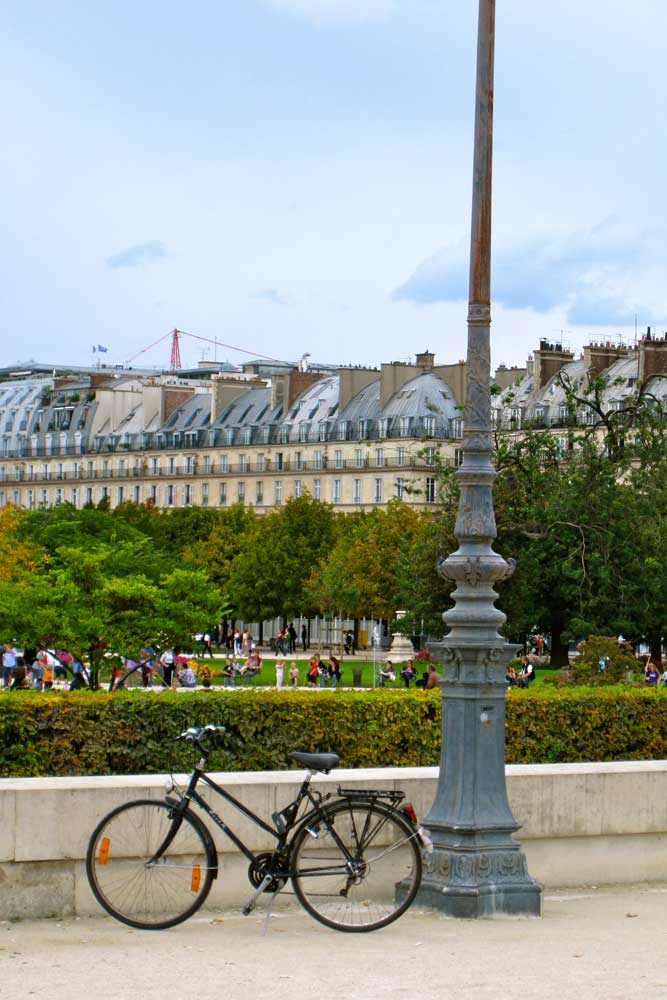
[{"x1": 1, "y1": 686, "x2": 666, "y2": 778}]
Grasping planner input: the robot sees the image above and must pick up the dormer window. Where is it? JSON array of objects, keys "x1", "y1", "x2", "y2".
[{"x1": 337, "y1": 420, "x2": 349, "y2": 441}]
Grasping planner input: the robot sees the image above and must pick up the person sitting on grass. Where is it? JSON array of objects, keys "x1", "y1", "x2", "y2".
[
  {"x1": 400, "y1": 660, "x2": 416, "y2": 688},
  {"x1": 241, "y1": 650, "x2": 262, "y2": 680},
  {"x1": 307, "y1": 654, "x2": 320, "y2": 688},
  {"x1": 327, "y1": 655, "x2": 341, "y2": 689},
  {"x1": 178, "y1": 662, "x2": 197, "y2": 688},
  {"x1": 222, "y1": 656, "x2": 236, "y2": 688},
  {"x1": 418, "y1": 663, "x2": 441, "y2": 690},
  {"x1": 518, "y1": 656, "x2": 535, "y2": 688},
  {"x1": 10, "y1": 658, "x2": 30, "y2": 690},
  {"x1": 378, "y1": 660, "x2": 396, "y2": 687},
  {"x1": 197, "y1": 660, "x2": 214, "y2": 689}
]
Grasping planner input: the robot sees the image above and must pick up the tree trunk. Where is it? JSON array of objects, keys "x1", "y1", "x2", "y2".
[
  {"x1": 549, "y1": 623, "x2": 569, "y2": 667},
  {"x1": 648, "y1": 630, "x2": 662, "y2": 662}
]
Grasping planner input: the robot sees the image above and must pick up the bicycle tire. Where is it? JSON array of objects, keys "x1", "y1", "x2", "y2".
[
  {"x1": 86, "y1": 798, "x2": 216, "y2": 930},
  {"x1": 290, "y1": 798, "x2": 422, "y2": 932}
]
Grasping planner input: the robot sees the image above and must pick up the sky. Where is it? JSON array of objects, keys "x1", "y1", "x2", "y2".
[{"x1": 1, "y1": 0, "x2": 666, "y2": 373}]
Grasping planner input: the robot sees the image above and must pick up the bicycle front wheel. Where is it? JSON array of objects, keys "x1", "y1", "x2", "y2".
[
  {"x1": 86, "y1": 799, "x2": 216, "y2": 930},
  {"x1": 290, "y1": 799, "x2": 422, "y2": 932}
]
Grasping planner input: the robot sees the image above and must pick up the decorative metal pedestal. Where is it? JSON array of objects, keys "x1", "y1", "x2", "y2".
[{"x1": 413, "y1": 0, "x2": 541, "y2": 917}]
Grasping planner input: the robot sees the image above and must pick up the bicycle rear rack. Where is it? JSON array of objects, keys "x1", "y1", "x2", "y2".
[{"x1": 336, "y1": 788, "x2": 405, "y2": 803}]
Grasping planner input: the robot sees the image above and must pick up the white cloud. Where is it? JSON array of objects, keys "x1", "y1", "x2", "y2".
[
  {"x1": 264, "y1": 0, "x2": 399, "y2": 25},
  {"x1": 394, "y1": 222, "x2": 667, "y2": 328}
]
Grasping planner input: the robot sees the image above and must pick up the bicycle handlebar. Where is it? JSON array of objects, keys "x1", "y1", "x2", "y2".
[{"x1": 176, "y1": 724, "x2": 227, "y2": 745}]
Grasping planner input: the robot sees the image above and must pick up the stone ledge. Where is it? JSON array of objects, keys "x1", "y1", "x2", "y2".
[{"x1": 1, "y1": 761, "x2": 667, "y2": 918}]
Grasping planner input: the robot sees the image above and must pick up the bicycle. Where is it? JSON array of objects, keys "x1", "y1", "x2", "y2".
[{"x1": 86, "y1": 724, "x2": 429, "y2": 933}]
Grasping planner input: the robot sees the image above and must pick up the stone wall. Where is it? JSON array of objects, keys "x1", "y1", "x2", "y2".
[{"x1": 1, "y1": 760, "x2": 666, "y2": 919}]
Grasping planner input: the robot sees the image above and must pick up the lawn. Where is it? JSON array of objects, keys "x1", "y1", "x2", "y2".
[{"x1": 114, "y1": 655, "x2": 556, "y2": 690}]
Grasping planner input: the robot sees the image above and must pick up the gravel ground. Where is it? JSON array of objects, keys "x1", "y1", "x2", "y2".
[{"x1": 1, "y1": 884, "x2": 666, "y2": 1000}]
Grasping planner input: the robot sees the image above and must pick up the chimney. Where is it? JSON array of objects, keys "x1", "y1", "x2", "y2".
[
  {"x1": 639, "y1": 333, "x2": 667, "y2": 382},
  {"x1": 532, "y1": 341, "x2": 575, "y2": 389},
  {"x1": 416, "y1": 350, "x2": 435, "y2": 370},
  {"x1": 210, "y1": 375, "x2": 260, "y2": 422},
  {"x1": 582, "y1": 341, "x2": 630, "y2": 375}
]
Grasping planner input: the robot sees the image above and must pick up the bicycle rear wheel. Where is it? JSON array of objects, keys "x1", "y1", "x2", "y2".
[
  {"x1": 86, "y1": 799, "x2": 216, "y2": 930},
  {"x1": 290, "y1": 799, "x2": 422, "y2": 932}
]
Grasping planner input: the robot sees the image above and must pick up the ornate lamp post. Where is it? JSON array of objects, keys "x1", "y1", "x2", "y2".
[{"x1": 415, "y1": 0, "x2": 542, "y2": 917}]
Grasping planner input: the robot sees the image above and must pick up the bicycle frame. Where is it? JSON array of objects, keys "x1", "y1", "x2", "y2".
[
  {"x1": 162, "y1": 761, "x2": 326, "y2": 873},
  {"x1": 160, "y1": 760, "x2": 409, "y2": 882}
]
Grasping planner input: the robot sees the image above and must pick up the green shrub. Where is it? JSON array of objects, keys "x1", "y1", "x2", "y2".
[
  {"x1": 1, "y1": 686, "x2": 666, "y2": 777},
  {"x1": 567, "y1": 635, "x2": 640, "y2": 686}
]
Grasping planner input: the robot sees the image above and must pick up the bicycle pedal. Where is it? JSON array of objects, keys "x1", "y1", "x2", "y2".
[{"x1": 242, "y1": 902, "x2": 256, "y2": 916}]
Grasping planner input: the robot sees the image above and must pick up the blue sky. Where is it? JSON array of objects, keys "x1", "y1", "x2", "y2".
[{"x1": 1, "y1": 0, "x2": 665, "y2": 372}]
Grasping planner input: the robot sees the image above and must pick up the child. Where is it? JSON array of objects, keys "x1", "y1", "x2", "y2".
[
  {"x1": 289, "y1": 662, "x2": 299, "y2": 687},
  {"x1": 275, "y1": 657, "x2": 285, "y2": 688}
]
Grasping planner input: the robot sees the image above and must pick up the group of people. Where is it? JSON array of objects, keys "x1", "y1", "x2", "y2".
[
  {"x1": 505, "y1": 656, "x2": 536, "y2": 688},
  {"x1": 304, "y1": 653, "x2": 342, "y2": 688},
  {"x1": 1, "y1": 643, "x2": 89, "y2": 691},
  {"x1": 274, "y1": 623, "x2": 308, "y2": 655},
  {"x1": 378, "y1": 658, "x2": 441, "y2": 689}
]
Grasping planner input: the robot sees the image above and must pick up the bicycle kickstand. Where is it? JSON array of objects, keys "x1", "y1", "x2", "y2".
[
  {"x1": 260, "y1": 884, "x2": 283, "y2": 937},
  {"x1": 241, "y1": 874, "x2": 273, "y2": 917}
]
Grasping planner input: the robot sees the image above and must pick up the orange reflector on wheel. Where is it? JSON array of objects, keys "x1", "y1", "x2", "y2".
[
  {"x1": 191, "y1": 864, "x2": 201, "y2": 892},
  {"x1": 98, "y1": 837, "x2": 110, "y2": 865}
]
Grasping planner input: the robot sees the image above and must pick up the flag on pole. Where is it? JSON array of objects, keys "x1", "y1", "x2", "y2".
[{"x1": 97, "y1": 345, "x2": 108, "y2": 353}]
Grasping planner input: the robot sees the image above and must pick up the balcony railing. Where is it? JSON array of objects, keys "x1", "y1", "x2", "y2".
[{"x1": 0, "y1": 453, "x2": 451, "y2": 486}]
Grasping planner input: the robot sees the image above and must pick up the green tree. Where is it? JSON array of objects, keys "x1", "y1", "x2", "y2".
[
  {"x1": 306, "y1": 500, "x2": 424, "y2": 621},
  {"x1": 227, "y1": 494, "x2": 336, "y2": 621},
  {"x1": 0, "y1": 534, "x2": 227, "y2": 689}
]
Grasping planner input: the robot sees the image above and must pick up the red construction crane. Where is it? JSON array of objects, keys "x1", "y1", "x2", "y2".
[
  {"x1": 124, "y1": 327, "x2": 284, "y2": 368},
  {"x1": 169, "y1": 328, "x2": 182, "y2": 370}
]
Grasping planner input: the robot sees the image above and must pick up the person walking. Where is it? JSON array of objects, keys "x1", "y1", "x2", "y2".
[
  {"x1": 301, "y1": 625, "x2": 308, "y2": 652},
  {"x1": 3, "y1": 643, "x2": 17, "y2": 687},
  {"x1": 288, "y1": 623, "x2": 297, "y2": 654}
]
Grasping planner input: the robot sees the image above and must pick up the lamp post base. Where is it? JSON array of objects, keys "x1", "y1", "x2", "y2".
[{"x1": 415, "y1": 842, "x2": 542, "y2": 918}]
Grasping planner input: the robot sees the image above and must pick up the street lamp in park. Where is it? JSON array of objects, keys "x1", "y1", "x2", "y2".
[{"x1": 415, "y1": 0, "x2": 542, "y2": 917}]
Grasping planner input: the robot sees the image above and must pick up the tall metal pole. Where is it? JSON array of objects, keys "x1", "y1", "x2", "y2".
[{"x1": 414, "y1": 0, "x2": 542, "y2": 917}]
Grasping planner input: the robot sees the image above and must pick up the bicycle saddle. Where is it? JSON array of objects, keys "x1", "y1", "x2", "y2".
[{"x1": 289, "y1": 751, "x2": 340, "y2": 773}]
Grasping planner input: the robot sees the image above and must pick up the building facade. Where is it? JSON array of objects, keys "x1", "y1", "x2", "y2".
[
  {"x1": 0, "y1": 353, "x2": 475, "y2": 512},
  {"x1": 2, "y1": 335, "x2": 665, "y2": 514}
]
